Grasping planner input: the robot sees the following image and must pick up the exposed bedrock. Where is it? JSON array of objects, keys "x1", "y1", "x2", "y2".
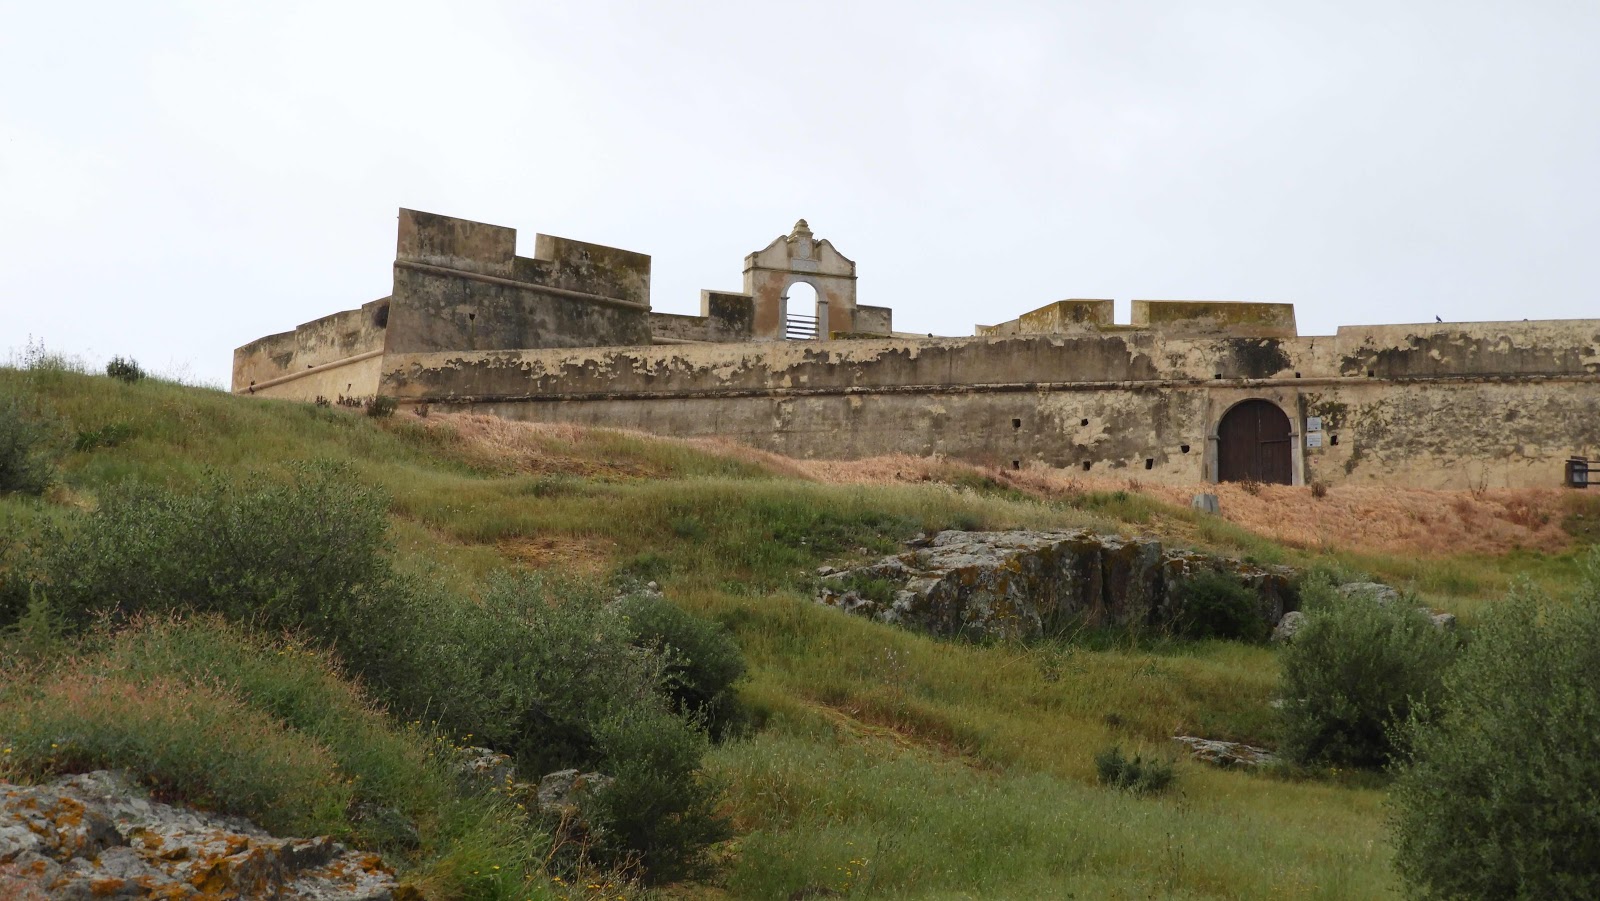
[
  {"x1": 816, "y1": 529, "x2": 1296, "y2": 642},
  {"x1": 0, "y1": 771, "x2": 401, "y2": 900}
]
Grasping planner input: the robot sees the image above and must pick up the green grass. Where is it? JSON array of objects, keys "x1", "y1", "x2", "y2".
[
  {"x1": 4, "y1": 366, "x2": 1593, "y2": 899},
  {"x1": 0, "y1": 616, "x2": 548, "y2": 900}
]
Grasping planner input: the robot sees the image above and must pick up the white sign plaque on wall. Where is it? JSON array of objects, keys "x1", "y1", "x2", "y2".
[
  {"x1": 1306, "y1": 432, "x2": 1324, "y2": 448},
  {"x1": 1306, "y1": 417, "x2": 1323, "y2": 432}
]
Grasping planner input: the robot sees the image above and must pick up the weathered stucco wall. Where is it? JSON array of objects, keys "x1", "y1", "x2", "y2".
[
  {"x1": 1131, "y1": 300, "x2": 1297, "y2": 338},
  {"x1": 854, "y1": 304, "x2": 894, "y2": 337},
  {"x1": 646, "y1": 291, "x2": 758, "y2": 344},
  {"x1": 233, "y1": 298, "x2": 389, "y2": 400},
  {"x1": 385, "y1": 210, "x2": 651, "y2": 355},
  {"x1": 377, "y1": 322, "x2": 1600, "y2": 489},
  {"x1": 979, "y1": 299, "x2": 1115, "y2": 336}
]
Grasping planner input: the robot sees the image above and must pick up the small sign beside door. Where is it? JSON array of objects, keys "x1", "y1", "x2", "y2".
[{"x1": 1305, "y1": 417, "x2": 1324, "y2": 449}]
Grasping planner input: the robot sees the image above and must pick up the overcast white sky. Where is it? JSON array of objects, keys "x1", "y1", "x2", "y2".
[{"x1": 3, "y1": 0, "x2": 1598, "y2": 387}]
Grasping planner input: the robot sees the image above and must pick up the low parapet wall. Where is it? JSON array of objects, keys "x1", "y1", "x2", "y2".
[{"x1": 233, "y1": 299, "x2": 389, "y2": 400}]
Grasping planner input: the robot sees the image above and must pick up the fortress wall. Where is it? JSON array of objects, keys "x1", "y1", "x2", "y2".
[
  {"x1": 377, "y1": 326, "x2": 1600, "y2": 489},
  {"x1": 854, "y1": 305, "x2": 894, "y2": 336},
  {"x1": 385, "y1": 263, "x2": 651, "y2": 354},
  {"x1": 376, "y1": 333, "x2": 1316, "y2": 401},
  {"x1": 384, "y1": 209, "x2": 652, "y2": 355},
  {"x1": 413, "y1": 376, "x2": 1597, "y2": 490},
  {"x1": 232, "y1": 299, "x2": 389, "y2": 400},
  {"x1": 1332, "y1": 320, "x2": 1600, "y2": 377}
]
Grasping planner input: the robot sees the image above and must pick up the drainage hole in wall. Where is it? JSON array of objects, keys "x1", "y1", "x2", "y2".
[
  {"x1": 1012, "y1": 418, "x2": 1021, "y2": 429},
  {"x1": 1081, "y1": 461, "x2": 1092, "y2": 471},
  {"x1": 1180, "y1": 444, "x2": 1190, "y2": 454},
  {"x1": 1214, "y1": 373, "x2": 1223, "y2": 380},
  {"x1": 1367, "y1": 369, "x2": 1374, "y2": 377},
  {"x1": 1294, "y1": 372, "x2": 1302, "y2": 378},
  {"x1": 1330, "y1": 434, "x2": 1339, "y2": 445},
  {"x1": 468, "y1": 312, "x2": 476, "y2": 321},
  {"x1": 1080, "y1": 418, "x2": 1089, "y2": 426},
  {"x1": 1144, "y1": 458, "x2": 1153, "y2": 470},
  {"x1": 1012, "y1": 460, "x2": 1021, "y2": 470}
]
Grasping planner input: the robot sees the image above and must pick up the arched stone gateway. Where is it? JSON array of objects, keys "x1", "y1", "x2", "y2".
[
  {"x1": 1217, "y1": 399, "x2": 1294, "y2": 484},
  {"x1": 744, "y1": 219, "x2": 860, "y2": 340}
]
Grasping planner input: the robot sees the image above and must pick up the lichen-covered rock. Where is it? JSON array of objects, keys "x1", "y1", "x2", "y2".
[
  {"x1": 457, "y1": 746, "x2": 517, "y2": 786},
  {"x1": 1272, "y1": 610, "x2": 1307, "y2": 643},
  {"x1": 1336, "y1": 581, "x2": 1458, "y2": 630},
  {"x1": 0, "y1": 771, "x2": 401, "y2": 900},
  {"x1": 1172, "y1": 735, "x2": 1280, "y2": 768},
  {"x1": 1337, "y1": 581, "x2": 1402, "y2": 605},
  {"x1": 535, "y1": 769, "x2": 613, "y2": 819},
  {"x1": 816, "y1": 529, "x2": 1296, "y2": 642}
]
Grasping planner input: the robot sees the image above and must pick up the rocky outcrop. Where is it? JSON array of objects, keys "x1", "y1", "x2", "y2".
[
  {"x1": 535, "y1": 770, "x2": 614, "y2": 820},
  {"x1": 1271, "y1": 610, "x2": 1307, "y2": 643},
  {"x1": 0, "y1": 771, "x2": 402, "y2": 900},
  {"x1": 1172, "y1": 736, "x2": 1279, "y2": 768},
  {"x1": 816, "y1": 529, "x2": 1296, "y2": 642},
  {"x1": 1337, "y1": 582, "x2": 1458, "y2": 631}
]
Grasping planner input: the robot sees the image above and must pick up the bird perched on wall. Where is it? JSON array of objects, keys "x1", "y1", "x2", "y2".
[{"x1": 1435, "y1": 315, "x2": 1443, "y2": 322}]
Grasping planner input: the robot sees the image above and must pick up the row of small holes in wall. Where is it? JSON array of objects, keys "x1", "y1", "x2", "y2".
[{"x1": 1008, "y1": 444, "x2": 1194, "y2": 472}]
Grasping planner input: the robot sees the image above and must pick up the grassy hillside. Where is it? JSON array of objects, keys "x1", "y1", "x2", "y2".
[{"x1": 3, "y1": 364, "x2": 1595, "y2": 899}]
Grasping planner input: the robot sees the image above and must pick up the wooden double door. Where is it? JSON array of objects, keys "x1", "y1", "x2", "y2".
[{"x1": 1217, "y1": 399, "x2": 1294, "y2": 485}]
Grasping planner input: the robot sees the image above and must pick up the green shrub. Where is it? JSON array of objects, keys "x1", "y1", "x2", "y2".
[
  {"x1": 366, "y1": 395, "x2": 398, "y2": 418},
  {"x1": 614, "y1": 589, "x2": 747, "y2": 740},
  {"x1": 1172, "y1": 569, "x2": 1269, "y2": 642},
  {"x1": 0, "y1": 394, "x2": 52, "y2": 496},
  {"x1": 11, "y1": 467, "x2": 731, "y2": 880},
  {"x1": 588, "y1": 705, "x2": 729, "y2": 882},
  {"x1": 375, "y1": 574, "x2": 730, "y2": 881},
  {"x1": 1390, "y1": 559, "x2": 1600, "y2": 899},
  {"x1": 104, "y1": 356, "x2": 145, "y2": 382},
  {"x1": 1278, "y1": 577, "x2": 1458, "y2": 768},
  {"x1": 73, "y1": 421, "x2": 134, "y2": 451},
  {"x1": 1094, "y1": 745, "x2": 1175, "y2": 795},
  {"x1": 32, "y1": 461, "x2": 393, "y2": 637}
]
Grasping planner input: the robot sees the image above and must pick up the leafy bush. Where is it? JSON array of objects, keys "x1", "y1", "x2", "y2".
[
  {"x1": 383, "y1": 575, "x2": 730, "y2": 881},
  {"x1": 1277, "y1": 577, "x2": 1458, "y2": 768},
  {"x1": 31, "y1": 461, "x2": 393, "y2": 638},
  {"x1": 614, "y1": 589, "x2": 748, "y2": 740},
  {"x1": 104, "y1": 356, "x2": 145, "y2": 382},
  {"x1": 1172, "y1": 569, "x2": 1268, "y2": 642},
  {"x1": 73, "y1": 421, "x2": 134, "y2": 451},
  {"x1": 1390, "y1": 560, "x2": 1600, "y2": 899},
  {"x1": 1094, "y1": 745, "x2": 1175, "y2": 795},
  {"x1": 10, "y1": 468, "x2": 734, "y2": 880},
  {"x1": 0, "y1": 394, "x2": 52, "y2": 496},
  {"x1": 366, "y1": 395, "x2": 398, "y2": 418}
]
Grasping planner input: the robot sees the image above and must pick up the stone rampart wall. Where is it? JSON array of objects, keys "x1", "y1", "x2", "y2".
[{"x1": 376, "y1": 323, "x2": 1600, "y2": 489}]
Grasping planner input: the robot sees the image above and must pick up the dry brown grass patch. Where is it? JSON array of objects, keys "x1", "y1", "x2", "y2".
[
  {"x1": 422, "y1": 413, "x2": 1579, "y2": 559},
  {"x1": 495, "y1": 535, "x2": 616, "y2": 575}
]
